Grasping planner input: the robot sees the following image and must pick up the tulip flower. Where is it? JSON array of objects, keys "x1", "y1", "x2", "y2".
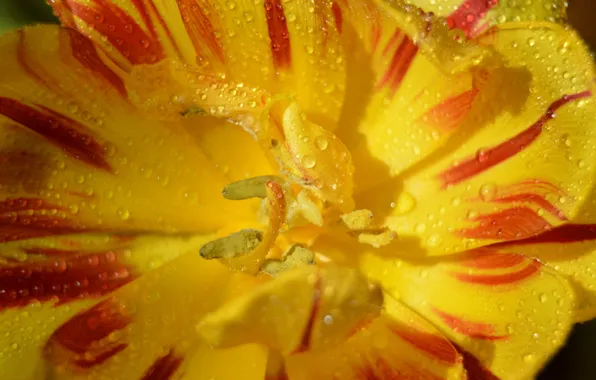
[{"x1": 0, "y1": 0, "x2": 595, "y2": 379}]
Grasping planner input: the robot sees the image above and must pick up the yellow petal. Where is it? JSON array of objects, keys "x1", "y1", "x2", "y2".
[
  {"x1": 41, "y1": 247, "x2": 267, "y2": 379},
  {"x1": 406, "y1": 0, "x2": 567, "y2": 37},
  {"x1": 197, "y1": 266, "x2": 382, "y2": 355},
  {"x1": 0, "y1": 233, "x2": 237, "y2": 379},
  {"x1": 49, "y1": 0, "x2": 346, "y2": 129},
  {"x1": 0, "y1": 25, "x2": 276, "y2": 240},
  {"x1": 484, "y1": 186, "x2": 596, "y2": 322},
  {"x1": 332, "y1": 0, "x2": 491, "y2": 193},
  {"x1": 286, "y1": 305, "x2": 465, "y2": 380},
  {"x1": 361, "y1": 249, "x2": 575, "y2": 379},
  {"x1": 358, "y1": 23, "x2": 596, "y2": 254}
]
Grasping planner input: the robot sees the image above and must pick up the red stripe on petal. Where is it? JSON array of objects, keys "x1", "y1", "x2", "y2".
[
  {"x1": 331, "y1": 2, "x2": 343, "y2": 34},
  {"x1": 377, "y1": 36, "x2": 418, "y2": 95},
  {"x1": 293, "y1": 272, "x2": 322, "y2": 353},
  {"x1": 459, "y1": 249, "x2": 526, "y2": 269},
  {"x1": 420, "y1": 88, "x2": 479, "y2": 131},
  {"x1": 447, "y1": 0, "x2": 499, "y2": 37},
  {"x1": 66, "y1": 29, "x2": 127, "y2": 97},
  {"x1": 458, "y1": 206, "x2": 552, "y2": 241},
  {"x1": 390, "y1": 326, "x2": 460, "y2": 364},
  {"x1": 489, "y1": 193, "x2": 567, "y2": 221},
  {"x1": 438, "y1": 91, "x2": 592, "y2": 188},
  {"x1": 496, "y1": 223, "x2": 596, "y2": 245},
  {"x1": 433, "y1": 309, "x2": 507, "y2": 341},
  {"x1": 453, "y1": 343, "x2": 500, "y2": 380},
  {"x1": 177, "y1": 0, "x2": 226, "y2": 64},
  {"x1": 0, "y1": 198, "x2": 88, "y2": 242},
  {"x1": 265, "y1": 0, "x2": 292, "y2": 70},
  {"x1": 0, "y1": 249, "x2": 135, "y2": 309},
  {"x1": 61, "y1": 0, "x2": 164, "y2": 64},
  {"x1": 141, "y1": 349, "x2": 184, "y2": 380},
  {"x1": 45, "y1": 298, "x2": 131, "y2": 368},
  {"x1": 0, "y1": 97, "x2": 112, "y2": 172},
  {"x1": 452, "y1": 262, "x2": 540, "y2": 286}
]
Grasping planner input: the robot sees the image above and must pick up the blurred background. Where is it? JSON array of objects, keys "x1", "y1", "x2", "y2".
[{"x1": 0, "y1": 0, "x2": 595, "y2": 378}]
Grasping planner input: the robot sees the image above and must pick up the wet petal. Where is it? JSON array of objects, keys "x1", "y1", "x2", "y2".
[
  {"x1": 333, "y1": 0, "x2": 492, "y2": 193},
  {"x1": 0, "y1": 233, "x2": 227, "y2": 379},
  {"x1": 484, "y1": 186, "x2": 596, "y2": 322},
  {"x1": 286, "y1": 301, "x2": 465, "y2": 380},
  {"x1": 197, "y1": 266, "x2": 382, "y2": 355},
  {"x1": 49, "y1": 0, "x2": 346, "y2": 128},
  {"x1": 359, "y1": 23, "x2": 596, "y2": 254},
  {"x1": 41, "y1": 247, "x2": 267, "y2": 379},
  {"x1": 361, "y1": 249, "x2": 575, "y2": 379},
  {"x1": 407, "y1": 0, "x2": 567, "y2": 37},
  {"x1": 0, "y1": 25, "x2": 277, "y2": 241}
]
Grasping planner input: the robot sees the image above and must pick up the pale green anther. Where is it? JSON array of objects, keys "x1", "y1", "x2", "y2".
[
  {"x1": 222, "y1": 175, "x2": 283, "y2": 200},
  {"x1": 262, "y1": 245, "x2": 315, "y2": 277},
  {"x1": 200, "y1": 229, "x2": 263, "y2": 260},
  {"x1": 181, "y1": 107, "x2": 207, "y2": 117}
]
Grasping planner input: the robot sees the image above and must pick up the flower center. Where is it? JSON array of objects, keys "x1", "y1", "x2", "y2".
[{"x1": 200, "y1": 100, "x2": 396, "y2": 275}]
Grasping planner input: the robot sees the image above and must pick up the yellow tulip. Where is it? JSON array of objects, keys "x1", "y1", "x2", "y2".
[{"x1": 0, "y1": 0, "x2": 595, "y2": 378}]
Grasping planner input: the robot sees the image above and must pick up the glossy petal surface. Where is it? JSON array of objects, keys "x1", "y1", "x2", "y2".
[
  {"x1": 362, "y1": 249, "x2": 575, "y2": 379},
  {"x1": 49, "y1": 0, "x2": 346, "y2": 129},
  {"x1": 0, "y1": 25, "x2": 277, "y2": 241},
  {"x1": 359, "y1": 23, "x2": 596, "y2": 254}
]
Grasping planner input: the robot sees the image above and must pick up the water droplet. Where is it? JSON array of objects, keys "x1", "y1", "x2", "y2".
[
  {"x1": 479, "y1": 183, "x2": 497, "y2": 201},
  {"x1": 395, "y1": 192, "x2": 416, "y2": 215},
  {"x1": 323, "y1": 315, "x2": 334, "y2": 325},
  {"x1": 523, "y1": 353, "x2": 535, "y2": 363},
  {"x1": 415, "y1": 223, "x2": 427, "y2": 234},
  {"x1": 426, "y1": 234, "x2": 443, "y2": 248},
  {"x1": 117, "y1": 208, "x2": 130, "y2": 221},
  {"x1": 538, "y1": 293, "x2": 548, "y2": 303},
  {"x1": 315, "y1": 136, "x2": 328, "y2": 151},
  {"x1": 302, "y1": 155, "x2": 316, "y2": 169},
  {"x1": 527, "y1": 38, "x2": 536, "y2": 47}
]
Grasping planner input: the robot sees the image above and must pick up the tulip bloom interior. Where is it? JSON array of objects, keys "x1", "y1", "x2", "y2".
[{"x1": 0, "y1": 0, "x2": 595, "y2": 379}]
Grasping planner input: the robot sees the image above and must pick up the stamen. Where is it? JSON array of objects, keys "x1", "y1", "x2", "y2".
[
  {"x1": 224, "y1": 180, "x2": 286, "y2": 273},
  {"x1": 199, "y1": 230, "x2": 262, "y2": 259},
  {"x1": 340, "y1": 209, "x2": 373, "y2": 230},
  {"x1": 222, "y1": 175, "x2": 283, "y2": 200},
  {"x1": 262, "y1": 245, "x2": 315, "y2": 277},
  {"x1": 357, "y1": 230, "x2": 397, "y2": 248}
]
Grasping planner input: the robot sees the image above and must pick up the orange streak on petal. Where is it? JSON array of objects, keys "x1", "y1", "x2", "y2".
[
  {"x1": 331, "y1": 2, "x2": 343, "y2": 34},
  {"x1": 45, "y1": 298, "x2": 131, "y2": 368},
  {"x1": 177, "y1": 0, "x2": 226, "y2": 64},
  {"x1": 458, "y1": 249, "x2": 526, "y2": 269},
  {"x1": 437, "y1": 91, "x2": 592, "y2": 188},
  {"x1": 141, "y1": 349, "x2": 184, "y2": 380},
  {"x1": 61, "y1": 0, "x2": 164, "y2": 64},
  {"x1": 447, "y1": 0, "x2": 499, "y2": 37},
  {"x1": 453, "y1": 343, "x2": 500, "y2": 380},
  {"x1": 489, "y1": 193, "x2": 567, "y2": 221},
  {"x1": 433, "y1": 309, "x2": 507, "y2": 341},
  {"x1": 66, "y1": 29, "x2": 127, "y2": 97},
  {"x1": 377, "y1": 35, "x2": 418, "y2": 96},
  {"x1": 451, "y1": 262, "x2": 540, "y2": 286},
  {"x1": 265, "y1": 0, "x2": 292, "y2": 70},
  {"x1": 420, "y1": 88, "x2": 479, "y2": 132},
  {"x1": 0, "y1": 97, "x2": 112, "y2": 172},
  {"x1": 389, "y1": 326, "x2": 460, "y2": 364},
  {"x1": 0, "y1": 250, "x2": 135, "y2": 309},
  {"x1": 458, "y1": 206, "x2": 552, "y2": 241}
]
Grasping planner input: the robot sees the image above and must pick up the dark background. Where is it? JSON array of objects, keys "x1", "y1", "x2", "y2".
[{"x1": 0, "y1": 0, "x2": 595, "y2": 378}]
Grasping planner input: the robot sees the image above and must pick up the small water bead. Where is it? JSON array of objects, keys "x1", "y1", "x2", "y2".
[
  {"x1": 315, "y1": 135, "x2": 328, "y2": 151},
  {"x1": 117, "y1": 208, "x2": 130, "y2": 221},
  {"x1": 302, "y1": 155, "x2": 316, "y2": 169},
  {"x1": 479, "y1": 183, "x2": 497, "y2": 201}
]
